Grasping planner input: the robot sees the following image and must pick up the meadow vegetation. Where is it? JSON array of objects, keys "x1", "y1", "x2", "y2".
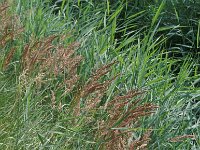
[{"x1": 0, "y1": 0, "x2": 199, "y2": 149}]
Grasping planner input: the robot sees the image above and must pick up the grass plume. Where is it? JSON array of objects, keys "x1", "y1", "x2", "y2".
[{"x1": 0, "y1": 1, "x2": 199, "y2": 149}]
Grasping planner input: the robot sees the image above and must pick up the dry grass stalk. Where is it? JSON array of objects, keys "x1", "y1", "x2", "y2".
[
  {"x1": 71, "y1": 62, "x2": 118, "y2": 116},
  {"x1": 169, "y1": 134, "x2": 196, "y2": 142},
  {"x1": 21, "y1": 35, "x2": 57, "y2": 72},
  {"x1": 65, "y1": 60, "x2": 158, "y2": 149},
  {"x1": 0, "y1": 26, "x2": 23, "y2": 47},
  {"x1": 51, "y1": 90, "x2": 56, "y2": 110},
  {"x1": 20, "y1": 34, "x2": 83, "y2": 112},
  {"x1": 80, "y1": 61, "x2": 118, "y2": 98},
  {"x1": 66, "y1": 64, "x2": 158, "y2": 149},
  {"x1": 0, "y1": 3, "x2": 10, "y2": 28},
  {"x1": 21, "y1": 36, "x2": 81, "y2": 78},
  {"x1": 130, "y1": 129, "x2": 152, "y2": 150},
  {"x1": 60, "y1": 75, "x2": 80, "y2": 97},
  {"x1": 105, "y1": 129, "x2": 127, "y2": 150},
  {"x1": 101, "y1": 94, "x2": 158, "y2": 149},
  {"x1": 0, "y1": 2, "x2": 22, "y2": 38},
  {"x1": 22, "y1": 35, "x2": 83, "y2": 112},
  {"x1": 2, "y1": 47, "x2": 16, "y2": 69},
  {"x1": 0, "y1": 3, "x2": 23, "y2": 70},
  {"x1": 18, "y1": 69, "x2": 29, "y2": 90},
  {"x1": 94, "y1": 90, "x2": 159, "y2": 149},
  {"x1": 106, "y1": 91, "x2": 158, "y2": 126},
  {"x1": 0, "y1": 2, "x2": 9, "y2": 13}
]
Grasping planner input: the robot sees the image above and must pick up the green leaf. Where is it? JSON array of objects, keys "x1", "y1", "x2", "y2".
[{"x1": 151, "y1": 1, "x2": 165, "y2": 27}]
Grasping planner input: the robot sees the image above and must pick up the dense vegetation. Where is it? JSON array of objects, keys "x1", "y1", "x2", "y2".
[{"x1": 0, "y1": 0, "x2": 199, "y2": 149}]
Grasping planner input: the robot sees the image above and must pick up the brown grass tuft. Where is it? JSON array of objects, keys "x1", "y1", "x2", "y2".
[
  {"x1": 61, "y1": 59, "x2": 159, "y2": 149},
  {"x1": 98, "y1": 90, "x2": 158, "y2": 149},
  {"x1": 0, "y1": 3, "x2": 23, "y2": 70},
  {"x1": 169, "y1": 134, "x2": 196, "y2": 142},
  {"x1": 21, "y1": 36, "x2": 82, "y2": 77},
  {"x1": 130, "y1": 129, "x2": 152, "y2": 150},
  {"x1": 2, "y1": 47, "x2": 16, "y2": 69},
  {"x1": 71, "y1": 61, "x2": 118, "y2": 116}
]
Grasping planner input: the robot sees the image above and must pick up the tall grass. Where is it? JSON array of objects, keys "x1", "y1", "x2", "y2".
[{"x1": 0, "y1": 0, "x2": 199, "y2": 149}]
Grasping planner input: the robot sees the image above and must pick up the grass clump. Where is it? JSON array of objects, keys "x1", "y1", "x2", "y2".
[
  {"x1": 0, "y1": 2, "x2": 159, "y2": 149},
  {"x1": 0, "y1": 0, "x2": 199, "y2": 149}
]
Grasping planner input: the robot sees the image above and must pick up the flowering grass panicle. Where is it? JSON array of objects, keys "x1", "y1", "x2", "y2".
[
  {"x1": 169, "y1": 135, "x2": 196, "y2": 143},
  {"x1": 0, "y1": 3, "x2": 23, "y2": 70},
  {"x1": 0, "y1": 2, "x2": 160, "y2": 149}
]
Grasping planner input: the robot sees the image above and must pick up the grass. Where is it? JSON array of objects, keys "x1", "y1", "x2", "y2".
[{"x1": 0, "y1": 0, "x2": 199, "y2": 149}]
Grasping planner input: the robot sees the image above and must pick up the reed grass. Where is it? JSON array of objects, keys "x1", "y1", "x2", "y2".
[{"x1": 0, "y1": 1, "x2": 199, "y2": 149}]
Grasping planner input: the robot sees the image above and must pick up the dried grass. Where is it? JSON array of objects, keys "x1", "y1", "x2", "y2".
[
  {"x1": 20, "y1": 34, "x2": 83, "y2": 111},
  {"x1": 0, "y1": 3, "x2": 23, "y2": 70},
  {"x1": 21, "y1": 35, "x2": 82, "y2": 77},
  {"x1": 2, "y1": 47, "x2": 16, "y2": 69},
  {"x1": 130, "y1": 129, "x2": 152, "y2": 150},
  {"x1": 60, "y1": 58, "x2": 159, "y2": 149},
  {"x1": 97, "y1": 89, "x2": 158, "y2": 150},
  {"x1": 71, "y1": 61, "x2": 118, "y2": 116},
  {"x1": 169, "y1": 134, "x2": 196, "y2": 142}
]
